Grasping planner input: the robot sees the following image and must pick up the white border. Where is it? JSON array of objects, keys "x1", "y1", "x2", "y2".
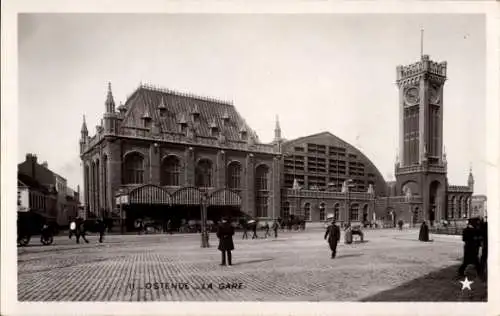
[{"x1": 2, "y1": 1, "x2": 499, "y2": 316}]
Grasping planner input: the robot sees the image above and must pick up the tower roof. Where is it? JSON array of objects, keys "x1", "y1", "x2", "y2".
[
  {"x1": 80, "y1": 115, "x2": 88, "y2": 134},
  {"x1": 105, "y1": 82, "x2": 116, "y2": 111}
]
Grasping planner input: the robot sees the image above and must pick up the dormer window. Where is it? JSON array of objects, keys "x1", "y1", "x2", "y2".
[
  {"x1": 142, "y1": 109, "x2": 152, "y2": 128},
  {"x1": 222, "y1": 109, "x2": 230, "y2": 126},
  {"x1": 210, "y1": 119, "x2": 219, "y2": 137},
  {"x1": 191, "y1": 103, "x2": 200, "y2": 122},
  {"x1": 158, "y1": 97, "x2": 167, "y2": 116},
  {"x1": 239, "y1": 127, "x2": 248, "y2": 140},
  {"x1": 178, "y1": 113, "x2": 188, "y2": 134}
]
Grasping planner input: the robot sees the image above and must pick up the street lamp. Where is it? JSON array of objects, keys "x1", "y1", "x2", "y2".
[
  {"x1": 200, "y1": 191, "x2": 210, "y2": 248},
  {"x1": 345, "y1": 179, "x2": 355, "y2": 224}
]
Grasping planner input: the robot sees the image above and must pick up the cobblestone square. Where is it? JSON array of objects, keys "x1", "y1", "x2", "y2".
[{"x1": 17, "y1": 228, "x2": 487, "y2": 301}]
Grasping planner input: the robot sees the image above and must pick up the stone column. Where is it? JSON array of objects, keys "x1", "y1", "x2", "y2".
[
  {"x1": 244, "y1": 153, "x2": 255, "y2": 217},
  {"x1": 149, "y1": 143, "x2": 161, "y2": 185},
  {"x1": 216, "y1": 150, "x2": 226, "y2": 189},
  {"x1": 108, "y1": 141, "x2": 122, "y2": 211},
  {"x1": 270, "y1": 156, "x2": 281, "y2": 219},
  {"x1": 185, "y1": 147, "x2": 195, "y2": 186}
]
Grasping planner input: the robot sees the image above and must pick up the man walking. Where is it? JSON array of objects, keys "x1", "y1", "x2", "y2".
[
  {"x1": 251, "y1": 221, "x2": 258, "y2": 239},
  {"x1": 76, "y1": 217, "x2": 89, "y2": 244},
  {"x1": 272, "y1": 220, "x2": 279, "y2": 238},
  {"x1": 69, "y1": 218, "x2": 77, "y2": 239},
  {"x1": 264, "y1": 222, "x2": 270, "y2": 238},
  {"x1": 242, "y1": 221, "x2": 249, "y2": 239},
  {"x1": 217, "y1": 218, "x2": 235, "y2": 266},
  {"x1": 324, "y1": 218, "x2": 341, "y2": 259},
  {"x1": 458, "y1": 218, "x2": 482, "y2": 278},
  {"x1": 96, "y1": 218, "x2": 106, "y2": 243}
]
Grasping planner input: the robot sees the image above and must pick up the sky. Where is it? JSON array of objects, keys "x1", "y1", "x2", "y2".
[{"x1": 18, "y1": 13, "x2": 486, "y2": 195}]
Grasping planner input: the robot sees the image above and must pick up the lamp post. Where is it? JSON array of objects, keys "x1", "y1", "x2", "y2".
[
  {"x1": 200, "y1": 191, "x2": 210, "y2": 248},
  {"x1": 345, "y1": 179, "x2": 355, "y2": 224}
]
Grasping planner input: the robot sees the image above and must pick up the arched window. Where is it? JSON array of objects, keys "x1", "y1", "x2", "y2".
[
  {"x1": 334, "y1": 203, "x2": 340, "y2": 221},
  {"x1": 227, "y1": 161, "x2": 242, "y2": 190},
  {"x1": 161, "y1": 155, "x2": 181, "y2": 186},
  {"x1": 195, "y1": 159, "x2": 213, "y2": 187},
  {"x1": 304, "y1": 203, "x2": 311, "y2": 221},
  {"x1": 319, "y1": 202, "x2": 326, "y2": 221},
  {"x1": 123, "y1": 152, "x2": 144, "y2": 184},
  {"x1": 457, "y1": 196, "x2": 463, "y2": 218},
  {"x1": 350, "y1": 204, "x2": 359, "y2": 221},
  {"x1": 96, "y1": 159, "x2": 100, "y2": 212},
  {"x1": 84, "y1": 165, "x2": 90, "y2": 209},
  {"x1": 283, "y1": 201, "x2": 290, "y2": 219},
  {"x1": 450, "y1": 196, "x2": 455, "y2": 219},
  {"x1": 255, "y1": 164, "x2": 270, "y2": 218}
]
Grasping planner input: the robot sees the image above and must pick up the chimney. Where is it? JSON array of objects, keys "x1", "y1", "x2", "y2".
[{"x1": 42, "y1": 161, "x2": 48, "y2": 168}]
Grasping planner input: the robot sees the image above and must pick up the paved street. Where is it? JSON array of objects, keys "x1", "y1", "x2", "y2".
[{"x1": 17, "y1": 228, "x2": 486, "y2": 301}]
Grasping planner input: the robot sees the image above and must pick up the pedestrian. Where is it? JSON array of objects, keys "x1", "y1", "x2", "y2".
[
  {"x1": 479, "y1": 217, "x2": 487, "y2": 280},
  {"x1": 458, "y1": 218, "x2": 482, "y2": 278},
  {"x1": 397, "y1": 219, "x2": 404, "y2": 231},
  {"x1": 272, "y1": 220, "x2": 279, "y2": 238},
  {"x1": 251, "y1": 221, "x2": 258, "y2": 239},
  {"x1": 167, "y1": 220, "x2": 173, "y2": 235},
  {"x1": 242, "y1": 221, "x2": 248, "y2": 239},
  {"x1": 324, "y1": 218, "x2": 341, "y2": 259},
  {"x1": 96, "y1": 218, "x2": 106, "y2": 243},
  {"x1": 344, "y1": 222, "x2": 353, "y2": 244},
  {"x1": 217, "y1": 217, "x2": 235, "y2": 266},
  {"x1": 264, "y1": 222, "x2": 270, "y2": 238},
  {"x1": 418, "y1": 221, "x2": 430, "y2": 242},
  {"x1": 76, "y1": 217, "x2": 89, "y2": 244},
  {"x1": 69, "y1": 218, "x2": 77, "y2": 239}
]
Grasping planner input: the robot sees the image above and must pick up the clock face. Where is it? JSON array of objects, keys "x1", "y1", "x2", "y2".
[
  {"x1": 429, "y1": 84, "x2": 441, "y2": 104},
  {"x1": 404, "y1": 87, "x2": 419, "y2": 105}
]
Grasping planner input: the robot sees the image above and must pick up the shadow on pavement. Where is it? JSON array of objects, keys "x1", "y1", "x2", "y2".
[
  {"x1": 336, "y1": 254, "x2": 364, "y2": 259},
  {"x1": 359, "y1": 264, "x2": 487, "y2": 302},
  {"x1": 231, "y1": 258, "x2": 274, "y2": 266}
]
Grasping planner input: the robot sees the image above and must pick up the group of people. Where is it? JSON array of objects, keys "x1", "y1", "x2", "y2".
[
  {"x1": 458, "y1": 217, "x2": 488, "y2": 280},
  {"x1": 68, "y1": 217, "x2": 106, "y2": 244},
  {"x1": 241, "y1": 220, "x2": 280, "y2": 239}
]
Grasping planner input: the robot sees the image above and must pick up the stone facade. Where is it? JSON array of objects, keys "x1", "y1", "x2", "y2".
[{"x1": 80, "y1": 84, "x2": 281, "y2": 224}]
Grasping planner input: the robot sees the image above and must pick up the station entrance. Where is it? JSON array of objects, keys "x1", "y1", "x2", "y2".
[{"x1": 120, "y1": 185, "x2": 244, "y2": 233}]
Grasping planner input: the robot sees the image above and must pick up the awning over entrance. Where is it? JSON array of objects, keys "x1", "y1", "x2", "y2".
[
  {"x1": 129, "y1": 184, "x2": 172, "y2": 205},
  {"x1": 171, "y1": 187, "x2": 202, "y2": 205},
  {"x1": 208, "y1": 189, "x2": 241, "y2": 207}
]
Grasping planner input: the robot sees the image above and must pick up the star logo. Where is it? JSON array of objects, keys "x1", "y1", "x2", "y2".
[{"x1": 459, "y1": 277, "x2": 474, "y2": 290}]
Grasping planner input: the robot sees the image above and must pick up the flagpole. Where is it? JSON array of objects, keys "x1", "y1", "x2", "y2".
[{"x1": 420, "y1": 28, "x2": 424, "y2": 57}]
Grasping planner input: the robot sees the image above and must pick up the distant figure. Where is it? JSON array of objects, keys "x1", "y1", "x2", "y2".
[
  {"x1": 458, "y1": 219, "x2": 482, "y2": 277},
  {"x1": 167, "y1": 220, "x2": 173, "y2": 235},
  {"x1": 69, "y1": 219, "x2": 77, "y2": 239},
  {"x1": 479, "y1": 217, "x2": 487, "y2": 280},
  {"x1": 344, "y1": 222, "x2": 353, "y2": 244},
  {"x1": 242, "y1": 221, "x2": 249, "y2": 239},
  {"x1": 397, "y1": 219, "x2": 404, "y2": 231},
  {"x1": 76, "y1": 217, "x2": 89, "y2": 244},
  {"x1": 264, "y1": 222, "x2": 270, "y2": 238},
  {"x1": 96, "y1": 218, "x2": 106, "y2": 243},
  {"x1": 217, "y1": 218, "x2": 235, "y2": 266},
  {"x1": 418, "y1": 221, "x2": 430, "y2": 242},
  {"x1": 251, "y1": 221, "x2": 258, "y2": 239},
  {"x1": 272, "y1": 220, "x2": 279, "y2": 238},
  {"x1": 324, "y1": 219, "x2": 341, "y2": 259}
]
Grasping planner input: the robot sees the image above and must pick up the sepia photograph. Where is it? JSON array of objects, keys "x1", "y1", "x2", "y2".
[{"x1": 2, "y1": 1, "x2": 499, "y2": 316}]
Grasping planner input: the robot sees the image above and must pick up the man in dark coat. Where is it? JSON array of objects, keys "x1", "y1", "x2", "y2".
[
  {"x1": 242, "y1": 221, "x2": 249, "y2": 239},
  {"x1": 96, "y1": 218, "x2": 106, "y2": 243},
  {"x1": 418, "y1": 221, "x2": 430, "y2": 242},
  {"x1": 76, "y1": 217, "x2": 89, "y2": 244},
  {"x1": 479, "y1": 217, "x2": 487, "y2": 280},
  {"x1": 251, "y1": 221, "x2": 258, "y2": 239},
  {"x1": 324, "y1": 219, "x2": 341, "y2": 259},
  {"x1": 264, "y1": 222, "x2": 270, "y2": 238},
  {"x1": 458, "y1": 219, "x2": 482, "y2": 277},
  {"x1": 272, "y1": 220, "x2": 279, "y2": 238},
  {"x1": 217, "y1": 218, "x2": 235, "y2": 266}
]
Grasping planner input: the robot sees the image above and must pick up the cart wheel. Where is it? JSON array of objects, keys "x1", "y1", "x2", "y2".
[
  {"x1": 41, "y1": 236, "x2": 54, "y2": 245},
  {"x1": 18, "y1": 236, "x2": 31, "y2": 247}
]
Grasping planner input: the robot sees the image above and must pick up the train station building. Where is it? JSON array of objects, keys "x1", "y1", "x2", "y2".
[{"x1": 79, "y1": 54, "x2": 474, "y2": 231}]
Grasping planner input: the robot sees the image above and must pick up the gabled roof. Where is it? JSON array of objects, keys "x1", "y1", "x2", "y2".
[{"x1": 121, "y1": 85, "x2": 258, "y2": 142}]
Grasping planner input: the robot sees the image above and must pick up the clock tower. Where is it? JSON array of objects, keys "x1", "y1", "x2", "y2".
[{"x1": 394, "y1": 54, "x2": 448, "y2": 224}]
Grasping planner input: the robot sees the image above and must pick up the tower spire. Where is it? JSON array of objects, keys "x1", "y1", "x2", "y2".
[
  {"x1": 105, "y1": 82, "x2": 116, "y2": 113},
  {"x1": 420, "y1": 28, "x2": 424, "y2": 57},
  {"x1": 274, "y1": 114, "x2": 282, "y2": 141},
  {"x1": 81, "y1": 115, "x2": 88, "y2": 135}
]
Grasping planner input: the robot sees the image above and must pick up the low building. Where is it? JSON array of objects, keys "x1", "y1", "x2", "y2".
[{"x1": 471, "y1": 195, "x2": 487, "y2": 218}]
